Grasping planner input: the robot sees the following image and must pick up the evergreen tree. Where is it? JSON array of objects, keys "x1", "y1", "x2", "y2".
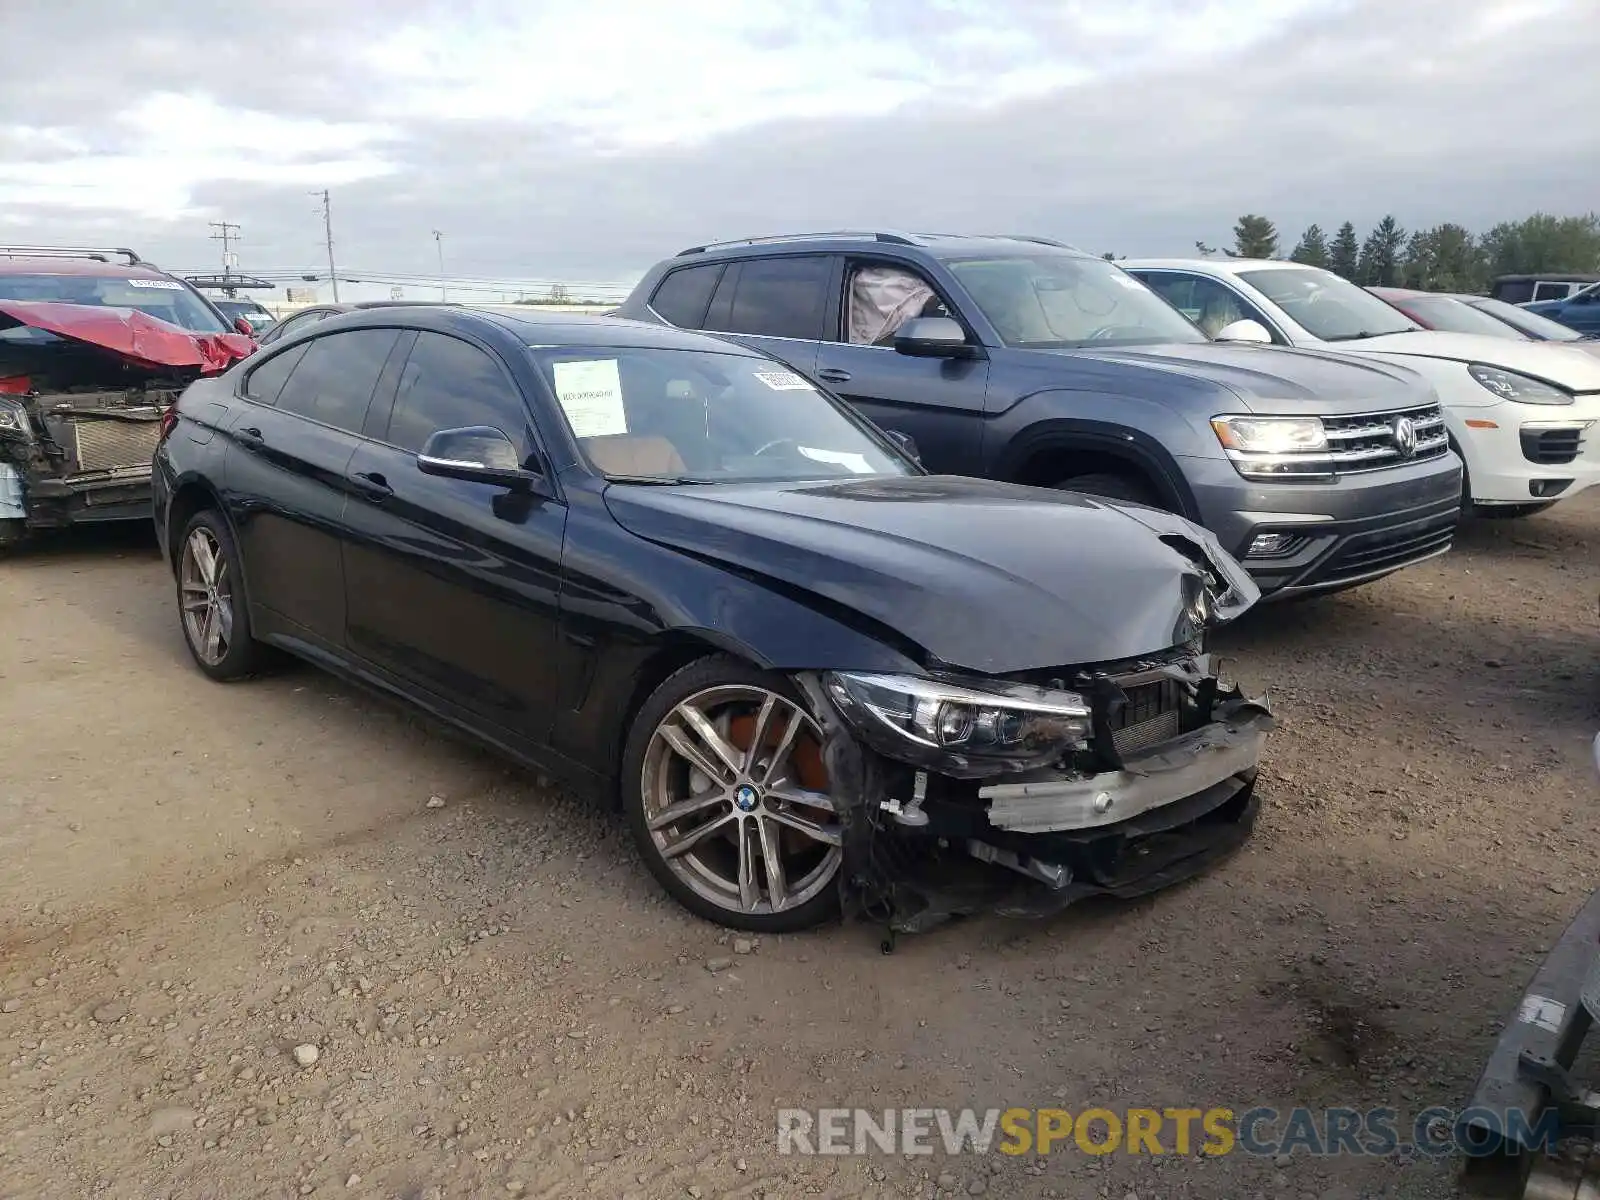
[
  {"x1": 1329, "y1": 222, "x2": 1360, "y2": 279},
  {"x1": 1231, "y1": 214, "x2": 1279, "y2": 259},
  {"x1": 1357, "y1": 216, "x2": 1406, "y2": 286},
  {"x1": 1289, "y1": 224, "x2": 1330, "y2": 268}
]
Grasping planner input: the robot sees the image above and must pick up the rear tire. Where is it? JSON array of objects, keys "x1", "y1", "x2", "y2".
[
  {"x1": 175, "y1": 509, "x2": 267, "y2": 681},
  {"x1": 1050, "y1": 472, "x2": 1162, "y2": 508},
  {"x1": 0, "y1": 518, "x2": 25, "y2": 556}
]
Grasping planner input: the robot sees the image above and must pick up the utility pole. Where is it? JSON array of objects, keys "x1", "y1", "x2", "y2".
[
  {"x1": 209, "y1": 220, "x2": 241, "y2": 294},
  {"x1": 432, "y1": 230, "x2": 446, "y2": 301},
  {"x1": 314, "y1": 189, "x2": 339, "y2": 302}
]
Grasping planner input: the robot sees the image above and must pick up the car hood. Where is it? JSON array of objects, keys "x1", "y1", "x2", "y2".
[
  {"x1": 1320, "y1": 329, "x2": 1600, "y2": 389},
  {"x1": 1057, "y1": 341, "x2": 1435, "y2": 415},
  {"x1": 0, "y1": 300, "x2": 255, "y2": 374},
  {"x1": 604, "y1": 474, "x2": 1259, "y2": 675}
]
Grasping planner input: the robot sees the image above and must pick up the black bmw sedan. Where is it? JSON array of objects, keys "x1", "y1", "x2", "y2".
[{"x1": 152, "y1": 305, "x2": 1273, "y2": 934}]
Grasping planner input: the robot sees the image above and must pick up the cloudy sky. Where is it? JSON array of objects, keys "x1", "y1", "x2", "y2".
[{"x1": 2, "y1": 0, "x2": 1597, "y2": 302}]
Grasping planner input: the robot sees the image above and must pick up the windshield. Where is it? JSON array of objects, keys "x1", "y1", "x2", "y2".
[
  {"x1": 1239, "y1": 267, "x2": 1420, "y2": 341},
  {"x1": 530, "y1": 346, "x2": 914, "y2": 483},
  {"x1": 214, "y1": 300, "x2": 275, "y2": 327},
  {"x1": 1468, "y1": 296, "x2": 1584, "y2": 341},
  {"x1": 0, "y1": 273, "x2": 229, "y2": 333},
  {"x1": 1394, "y1": 294, "x2": 1525, "y2": 339},
  {"x1": 941, "y1": 252, "x2": 1206, "y2": 349}
]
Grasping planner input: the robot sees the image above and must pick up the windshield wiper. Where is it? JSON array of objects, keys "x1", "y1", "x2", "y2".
[
  {"x1": 603, "y1": 473, "x2": 721, "y2": 485},
  {"x1": 1323, "y1": 329, "x2": 1411, "y2": 342}
]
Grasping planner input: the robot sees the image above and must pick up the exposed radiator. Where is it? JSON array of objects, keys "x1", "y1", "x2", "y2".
[{"x1": 71, "y1": 419, "x2": 161, "y2": 474}]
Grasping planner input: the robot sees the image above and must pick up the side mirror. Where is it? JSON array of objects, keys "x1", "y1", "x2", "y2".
[
  {"x1": 233, "y1": 316, "x2": 255, "y2": 336},
  {"x1": 417, "y1": 426, "x2": 542, "y2": 492},
  {"x1": 1213, "y1": 318, "x2": 1273, "y2": 344},
  {"x1": 884, "y1": 428, "x2": 922, "y2": 466},
  {"x1": 893, "y1": 316, "x2": 972, "y2": 358}
]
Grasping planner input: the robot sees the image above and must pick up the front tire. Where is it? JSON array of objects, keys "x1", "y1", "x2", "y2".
[
  {"x1": 622, "y1": 656, "x2": 843, "y2": 933},
  {"x1": 175, "y1": 509, "x2": 266, "y2": 680}
]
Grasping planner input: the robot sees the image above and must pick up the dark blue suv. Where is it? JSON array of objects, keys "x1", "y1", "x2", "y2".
[{"x1": 618, "y1": 231, "x2": 1464, "y2": 599}]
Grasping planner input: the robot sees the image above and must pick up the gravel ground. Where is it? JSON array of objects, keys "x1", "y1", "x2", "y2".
[{"x1": 1, "y1": 495, "x2": 1596, "y2": 1200}]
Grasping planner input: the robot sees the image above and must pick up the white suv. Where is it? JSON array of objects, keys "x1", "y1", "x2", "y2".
[{"x1": 1125, "y1": 258, "x2": 1600, "y2": 516}]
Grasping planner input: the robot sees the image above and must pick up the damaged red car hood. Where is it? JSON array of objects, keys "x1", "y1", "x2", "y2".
[{"x1": 0, "y1": 301, "x2": 254, "y2": 374}]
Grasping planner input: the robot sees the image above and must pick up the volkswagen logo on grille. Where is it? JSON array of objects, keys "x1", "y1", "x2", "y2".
[{"x1": 1391, "y1": 415, "x2": 1418, "y2": 458}]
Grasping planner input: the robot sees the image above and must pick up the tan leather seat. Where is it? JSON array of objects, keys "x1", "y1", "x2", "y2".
[{"x1": 582, "y1": 434, "x2": 688, "y2": 477}]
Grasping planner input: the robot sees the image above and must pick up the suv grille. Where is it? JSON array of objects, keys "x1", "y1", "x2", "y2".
[
  {"x1": 1317, "y1": 508, "x2": 1457, "y2": 585},
  {"x1": 1227, "y1": 403, "x2": 1449, "y2": 479}
]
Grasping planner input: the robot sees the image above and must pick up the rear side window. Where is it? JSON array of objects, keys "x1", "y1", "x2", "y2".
[
  {"x1": 707, "y1": 256, "x2": 830, "y2": 340},
  {"x1": 384, "y1": 332, "x2": 529, "y2": 453},
  {"x1": 242, "y1": 343, "x2": 309, "y2": 404},
  {"x1": 275, "y1": 329, "x2": 401, "y2": 433},
  {"x1": 648, "y1": 264, "x2": 723, "y2": 328}
]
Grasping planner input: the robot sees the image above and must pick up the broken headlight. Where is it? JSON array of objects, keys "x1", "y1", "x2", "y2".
[
  {"x1": 0, "y1": 399, "x2": 29, "y2": 440},
  {"x1": 825, "y1": 671, "x2": 1092, "y2": 774}
]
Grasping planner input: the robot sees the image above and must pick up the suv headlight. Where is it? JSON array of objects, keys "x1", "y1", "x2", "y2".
[
  {"x1": 1210, "y1": 415, "x2": 1328, "y2": 454},
  {"x1": 1468, "y1": 364, "x2": 1572, "y2": 405},
  {"x1": 825, "y1": 671, "x2": 1091, "y2": 775},
  {"x1": 0, "y1": 398, "x2": 30, "y2": 439}
]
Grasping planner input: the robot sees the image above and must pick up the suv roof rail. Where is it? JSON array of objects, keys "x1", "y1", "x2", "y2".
[
  {"x1": 987, "y1": 234, "x2": 1082, "y2": 251},
  {"x1": 677, "y1": 231, "x2": 920, "y2": 255},
  {"x1": 0, "y1": 245, "x2": 146, "y2": 266}
]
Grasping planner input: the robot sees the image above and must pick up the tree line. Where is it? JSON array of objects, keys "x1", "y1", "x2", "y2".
[{"x1": 1190, "y1": 212, "x2": 1600, "y2": 293}]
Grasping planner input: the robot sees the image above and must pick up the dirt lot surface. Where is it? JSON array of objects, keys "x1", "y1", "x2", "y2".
[{"x1": 2, "y1": 496, "x2": 1597, "y2": 1200}]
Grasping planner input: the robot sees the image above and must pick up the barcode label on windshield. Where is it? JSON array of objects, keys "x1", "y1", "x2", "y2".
[
  {"x1": 753, "y1": 370, "x2": 814, "y2": 391},
  {"x1": 127, "y1": 278, "x2": 185, "y2": 290}
]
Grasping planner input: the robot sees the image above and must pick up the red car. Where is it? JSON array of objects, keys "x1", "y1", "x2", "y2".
[{"x1": 0, "y1": 246, "x2": 255, "y2": 550}]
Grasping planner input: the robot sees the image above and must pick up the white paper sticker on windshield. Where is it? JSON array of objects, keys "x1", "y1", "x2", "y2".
[
  {"x1": 126, "y1": 278, "x2": 185, "y2": 290},
  {"x1": 798, "y1": 446, "x2": 874, "y2": 474},
  {"x1": 753, "y1": 370, "x2": 815, "y2": 391},
  {"x1": 552, "y1": 359, "x2": 627, "y2": 438}
]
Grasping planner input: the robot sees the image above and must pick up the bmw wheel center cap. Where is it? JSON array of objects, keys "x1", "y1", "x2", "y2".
[{"x1": 734, "y1": 784, "x2": 761, "y2": 812}]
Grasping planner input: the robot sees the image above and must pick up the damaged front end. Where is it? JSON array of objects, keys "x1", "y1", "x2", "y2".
[
  {"x1": 0, "y1": 305, "x2": 251, "y2": 542},
  {"x1": 796, "y1": 646, "x2": 1272, "y2": 936}
]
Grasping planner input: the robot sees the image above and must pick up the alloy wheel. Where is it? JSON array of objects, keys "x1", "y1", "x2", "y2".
[
  {"x1": 179, "y1": 527, "x2": 235, "y2": 667},
  {"x1": 640, "y1": 685, "x2": 843, "y2": 917}
]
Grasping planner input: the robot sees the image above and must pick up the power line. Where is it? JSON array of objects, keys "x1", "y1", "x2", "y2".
[
  {"x1": 313, "y1": 189, "x2": 338, "y2": 302},
  {"x1": 208, "y1": 221, "x2": 242, "y2": 295}
]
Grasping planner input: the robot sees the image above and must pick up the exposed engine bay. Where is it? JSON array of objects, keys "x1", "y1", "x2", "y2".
[{"x1": 0, "y1": 302, "x2": 252, "y2": 543}]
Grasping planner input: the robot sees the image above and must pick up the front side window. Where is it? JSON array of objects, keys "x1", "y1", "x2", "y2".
[
  {"x1": 841, "y1": 262, "x2": 951, "y2": 345},
  {"x1": 274, "y1": 329, "x2": 401, "y2": 433},
  {"x1": 1138, "y1": 273, "x2": 1272, "y2": 338},
  {"x1": 386, "y1": 332, "x2": 530, "y2": 453},
  {"x1": 707, "y1": 256, "x2": 830, "y2": 340},
  {"x1": 530, "y1": 345, "x2": 912, "y2": 483},
  {"x1": 648, "y1": 264, "x2": 723, "y2": 328},
  {"x1": 942, "y1": 253, "x2": 1205, "y2": 349},
  {"x1": 1238, "y1": 267, "x2": 1419, "y2": 341},
  {"x1": 0, "y1": 272, "x2": 229, "y2": 333},
  {"x1": 1532, "y1": 282, "x2": 1573, "y2": 302},
  {"x1": 257, "y1": 308, "x2": 329, "y2": 346}
]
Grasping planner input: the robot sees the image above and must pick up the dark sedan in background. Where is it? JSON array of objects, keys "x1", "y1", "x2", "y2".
[{"x1": 152, "y1": 306, "x2": 1271, "y2": 934}]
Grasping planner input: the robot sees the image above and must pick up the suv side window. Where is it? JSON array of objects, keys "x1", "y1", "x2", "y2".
[
  {"x1": 242, "y1": 342, "x2": 309, "y2": 404},
  {"x1": 384, "y1": 332, "x2": 530, "y2": 455},
  {"x1": 1138, "y1": 272, "x2": 1276, "y2": 339},
  {"x1": 275, "y1": 329, "x2": 402, "y2": 434},
  {"x1": 706, "y1": 256, "x2": 830, "y2": 340},
  {"x1": 836, "y1": 259, "x2": 953, "y2": 345},
  {"x1": 648, "y1": 264, "x2": 724, "y2": 328}
]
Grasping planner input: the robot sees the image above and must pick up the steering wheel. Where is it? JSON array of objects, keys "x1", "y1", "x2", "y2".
[
  {"x1": 752, "y1": 438, "x2": 799, "y2": 457},
  {"x1": 1087, "y1": 324, "x2": 1149, "y2": 341}
]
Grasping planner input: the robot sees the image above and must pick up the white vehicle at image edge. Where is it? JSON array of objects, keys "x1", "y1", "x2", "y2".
[{"x1": 1123, "y1": 258, "x2": 1600, "y2": 515}]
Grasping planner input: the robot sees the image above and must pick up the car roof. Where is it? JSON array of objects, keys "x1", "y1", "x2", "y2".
[
  {"x1": 671, "y1": 231, "x2": 1091, "y2": 262},
  {"x1": 1122, "y1": 257, "x2": 1292, "y2": 274},
  {"x1": 0, "y1": 255, "x2": 181, "y2": 280},
  {"x1": 323, "y1": 303, "x2": 766, "y2": 354}
]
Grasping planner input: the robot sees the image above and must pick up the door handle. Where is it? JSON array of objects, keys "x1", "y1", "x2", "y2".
[
  {"x1": 349, "y1": 470, "x2": 393, "y2": 500},
  {"x1": 236, "y1": 425, "x2": 264, "y2": 446},
  {"x1": 817, "y1": 367, "x2": 852, "y2": 383}
]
